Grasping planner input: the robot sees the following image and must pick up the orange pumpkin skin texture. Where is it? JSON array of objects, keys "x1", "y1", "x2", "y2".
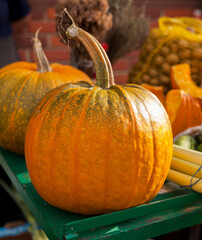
[
  {"x1": 171, "y1": 63, "x2": 202, "y2": 108},
  {"x1": 141, "y1": 83, "x2": 165, "y2": 105},
  {"x1": 25, "y1": 82, "x2": 173, "y2": 215},
  {"x1": 165, "y1": 89, "x2": 202, "y2": 137},
  {"x1": 0, "y1": 36, "x2": 92, "y2": 155},
  {"x1": 25, "y1": 11, "x2": 173, "y2": 215}
]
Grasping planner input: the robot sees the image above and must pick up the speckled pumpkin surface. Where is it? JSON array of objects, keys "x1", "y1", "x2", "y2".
[
  {"x1": 25, "y1": 10, "x2": 173, "y2": 216},
  {"x1": 25, "y1": 82, "x2": 173, "y2": 215},
  {"x1": 0, "y1": 33, "x2": 92, "y2": 155}
]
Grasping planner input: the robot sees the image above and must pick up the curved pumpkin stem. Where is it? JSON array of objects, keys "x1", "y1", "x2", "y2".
[
  {"x1": 33, "y1": 28, "x2": 52, "y2": 73},
  {"x1": 60, "y1": 9, "x2": 114, "y2": 89}
]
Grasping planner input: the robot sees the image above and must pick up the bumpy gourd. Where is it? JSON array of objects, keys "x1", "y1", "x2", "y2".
[
  {"x1": 171, "y1": 63, "x2": 202, "y2": 108},
  {"x1": 0, "y1": 30, "x2": 91, "y2": 155},
  {"x1": 25, "y1": 10, "x2": 173, "y2": 215},
  {"x1": 165, "y1": 89, "x2": 202, "y2": 137}
]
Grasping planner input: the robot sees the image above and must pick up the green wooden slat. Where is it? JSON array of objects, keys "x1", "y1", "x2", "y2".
[
  {"x1": 74, "y1": 201, "x2": 202, "y2": 240},
  {"x1": 63, "y1": 192, "x2": 201, "y2": 236}
]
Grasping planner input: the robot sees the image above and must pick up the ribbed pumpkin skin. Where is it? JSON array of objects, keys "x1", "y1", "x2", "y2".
[
  {"x1": 0, "y1": 62, "x2": 92, "y2": 155},
  {"x1": 165, "y1": 89, "x2": 202, "y2": 137},
  {"x1": 25, "y1": 82, "x2": 173, "y2": 215}
]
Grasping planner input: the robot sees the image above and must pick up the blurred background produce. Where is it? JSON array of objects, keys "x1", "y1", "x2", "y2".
[
  {"x1": 173, "y1": 126, "x2": 202, "y2": 152},
  {"x1": 128, "y1": 17, "x2": 202, "y2": 93},
  {"x1": 11, "y1": 0, "x2": 202, "y2": 85},
  {"x1": 56, "y1": 0, "x2": 149, "y2": 77},
  {"x1": 175, "y1": 132, "x2": 202, "y2": 152}
]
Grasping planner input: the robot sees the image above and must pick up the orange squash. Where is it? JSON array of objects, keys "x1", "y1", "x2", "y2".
[
  {"x1": 141, "y1": 83, "x2": 165, "y2": 105},
  {"x1": 171, "y1": 63, "x2": 202, "y2": 107},
  {"x1": 25, "y1": 10, "x2": 173, "y2": 215},
  {"x1": 165, "y1": 89, "x2": 202, "y2": 137},
  {"x1": 0, "y1": 31, "x2": 92, "y2": 155}
]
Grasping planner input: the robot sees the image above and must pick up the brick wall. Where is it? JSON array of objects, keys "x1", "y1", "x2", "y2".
[{"x1": 15, "y1": 0, "x2": 202, "y2": 84}]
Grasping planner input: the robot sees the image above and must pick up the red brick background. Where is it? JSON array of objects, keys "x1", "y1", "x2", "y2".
[{"x1": 14, "y1": 0, "x2": 202, "y2": 85}]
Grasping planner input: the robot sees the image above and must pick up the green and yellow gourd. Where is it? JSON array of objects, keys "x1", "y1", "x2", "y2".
[
  {"x1": 0, "y1": 30, "x2": 91, "y2": 155},
  {"x1": 25, "y1": 10, "x2": 173, "y2": 215}
]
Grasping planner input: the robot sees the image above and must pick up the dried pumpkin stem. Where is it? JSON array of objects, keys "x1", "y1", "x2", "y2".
[
  {"x1": 91, "y1": 35, "x2": 114, "y2": 87},
  {"x1": 62, "y1": 9, "x2": 114, "y2": 88},
  {"x1": 33, "y1": 28, "x2": 52, "y2": 73}
]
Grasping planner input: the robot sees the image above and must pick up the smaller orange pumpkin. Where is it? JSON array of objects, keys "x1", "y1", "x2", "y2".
[
  {"x1": 171, "y1": 63, "x2": 202, "y2": 108},
  {"x1": 0, "y1": 30, "x2": 92, "y2": 155},
  {"x1": 141, "y1": 83, "x2": 165, "y2": 105},
  {"x1": 165, "y1": 89, "x2": 202, "y2": 137}
]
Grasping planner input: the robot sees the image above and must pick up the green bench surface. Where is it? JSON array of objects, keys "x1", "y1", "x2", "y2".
[{"x1": 0, "y1": 147, "x2": 201, "y2": 240}]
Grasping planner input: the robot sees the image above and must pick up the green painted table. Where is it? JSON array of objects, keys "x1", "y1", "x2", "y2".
[{"x1": 0, "y1": 147, "x2": 201, "y2": 240}]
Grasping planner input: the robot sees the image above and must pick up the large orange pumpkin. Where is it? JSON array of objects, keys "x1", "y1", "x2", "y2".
[
  {"x1": 25, "y1": 10, "x2": 173, "y2": 215},
  {"x1": 0, "y1": 30, "x2": 92, "y2": 155},
  {"x1": 165, "y1": 89, "x2": 202, "y2": 137}
]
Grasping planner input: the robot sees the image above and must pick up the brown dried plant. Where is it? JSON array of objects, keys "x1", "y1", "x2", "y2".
[
  {"x1": 56, "y1": 0, "x2": 149, "y2": 75},
  {"x1": 106, "y1": 0, "x2": 150, "y2": 63},
  {"x1": 56, "y1": 0, "x2": 113, "y2": 51}
]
